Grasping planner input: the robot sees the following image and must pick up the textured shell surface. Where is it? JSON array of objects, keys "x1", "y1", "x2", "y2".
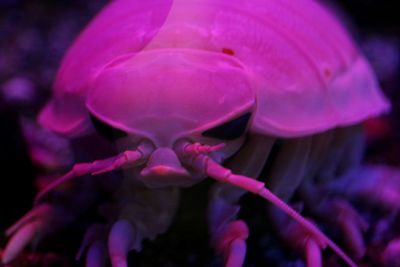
[{"x1": 39, "y1": 0, "x2": 390, "y2": 139}]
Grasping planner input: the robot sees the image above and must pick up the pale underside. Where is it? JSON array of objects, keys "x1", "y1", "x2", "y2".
[{"x1": 52, "y1": 124, "x2": 363, "y2": 258}]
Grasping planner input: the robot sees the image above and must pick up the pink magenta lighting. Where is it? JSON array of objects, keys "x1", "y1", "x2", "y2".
[{"x1": 1, "y1": 1, "x2": 391, "y2": 267}]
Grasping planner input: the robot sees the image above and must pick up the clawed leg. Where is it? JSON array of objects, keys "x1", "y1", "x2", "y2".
[
  {"x1": 85, "y1": 241, "x2": 107, "y2": 267},
  {"x1": 3, "y1": 176, "x2": 102, "y2": 265},
  {"x1": 306, "y1": 238, "x2": 322, "y2": 267},
  {"x1": 332, "y1": 166, "x2": 400, "y2": 266},
  {"x1": 282, "y1": 221, "x2": 323, "y2": 267},
  {"x1": 207, "y1": 182, "x2": 251, "y2": 267},
  {"x1": 317, "y1": 165, "x2": 400, "y2": 264},
  {"x1": 76, "y1": 224, "x2": 108, "y2": 261},
  {"x1": 382, "y1": 238, "x2": 400, "y2": 267},
  {"x1": 76, "y1": 183, "x2": 178, "y2": 267},
  {"x1": 77, "y1": 227, "x2": 107, "y2": 267},
  {"x1": 268, "y1": 206, "x2": 325, "y2": 267},
  {"x1": 4, "y1": 217, "x2": 136, "y2": 267},
  {"x1": 2, "y1": 204, "x2": 72, "y2": 264},
  {"x1": 325, "y1": 165, "x2": 400, "y2": 211},
  {"x1": 214, "y1": 220, "x2": 249, "y2": 267},
  {"x1": 2, "y1": 221, "x2": 45, "y2": 264},
  {"x1": 108, "y1": 220, "x2": 137, "y2": 267},
  {"x1": 76, "y1": 220, "x2": 139, "y2": 267},
  {"x1": 327, "y1": 199, "x2": 368, "y2": 259},
  {"x1": 301, "y1": 192, "x2": 368, "y2": 260}
]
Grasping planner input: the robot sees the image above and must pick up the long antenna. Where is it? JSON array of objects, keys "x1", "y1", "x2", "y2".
[{"x1": 184, "y1": 151, "x2": 357, "y2": 267}]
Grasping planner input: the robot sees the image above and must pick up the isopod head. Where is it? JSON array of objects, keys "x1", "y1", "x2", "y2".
[
  {"x1": 87, "y1": 49, "x2": 255, "y2": 147},
  {"x1": 86, "y1": 48, "x2": 256, "y2": 187}
]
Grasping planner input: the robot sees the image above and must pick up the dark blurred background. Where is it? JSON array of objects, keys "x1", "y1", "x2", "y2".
[{"x1": 0, "y1": 1, "x2": 399, "y2": 266}]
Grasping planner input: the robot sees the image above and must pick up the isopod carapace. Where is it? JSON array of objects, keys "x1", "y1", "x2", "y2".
[
  {"x1": 39, "y1": 0, "x2": 389, "y2": 138},
  {"x1": 2, "y1": 0, "x2": 390, "y2": 267}
]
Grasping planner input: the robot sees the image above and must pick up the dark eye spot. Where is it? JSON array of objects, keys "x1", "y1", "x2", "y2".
[
  {"x1": 202, "y1": 112, "x2": 251, "y2": 140},
  {"x1": 90, "y1": 114, "x2": 128, "y2": 142}
]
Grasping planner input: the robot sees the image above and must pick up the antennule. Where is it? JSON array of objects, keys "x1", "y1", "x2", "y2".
[{"x1": 183, "y1": 142, "x2": 225, "y2": 155}]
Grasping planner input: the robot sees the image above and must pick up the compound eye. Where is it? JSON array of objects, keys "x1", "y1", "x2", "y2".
[
  {"x1": 90, "y1": 114, "x2": 128, "y2": 142},
  {"x1": 202, "y1": 112, "x2": 251, "y2": 140}
]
